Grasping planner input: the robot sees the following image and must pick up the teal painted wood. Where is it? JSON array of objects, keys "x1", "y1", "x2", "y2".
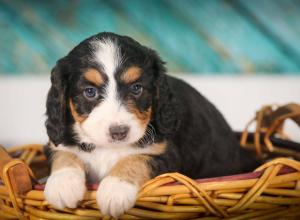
[
  {"x1": 236, "y1": 0, "x2": 300, "y2": 66},
  {"x1": 168, "y1": 0, "x2": 300, "y2": 73},
  {"x1": 113, "y1": 0, "x2": 240, "y2": 73},
  {"x1": 0, "y1": 1, "x2": 50, "y2": 73},
  {"x1": 0, "y1": 0, "x2": 181, "y2": 73},
  {"x1": 0, "y1": 0, "x2": 300, "y2": 74},
  {"x1": 0, "y1": 5, "x2": 20, "y2": 73}
]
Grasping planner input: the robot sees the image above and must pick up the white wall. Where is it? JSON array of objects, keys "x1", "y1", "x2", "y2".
[{"x1": 0, "y1": 74, "x2": 300, "y2": 147}]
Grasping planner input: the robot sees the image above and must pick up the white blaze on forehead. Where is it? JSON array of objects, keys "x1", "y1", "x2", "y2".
[
  {"x1": 92, "y1": 39, "x2": 121, "y2": 101},
  {"x1": 93, "y1": 39, "x2": 122, "y2": 79}
]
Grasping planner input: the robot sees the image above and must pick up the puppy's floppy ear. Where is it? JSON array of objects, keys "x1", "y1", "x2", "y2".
[
  {"x1": 151, "y1": 52, "x2": 181, "y2": 136},
  {"x1": 45, "y1": 59, "x2": 68, "y2": 146}
]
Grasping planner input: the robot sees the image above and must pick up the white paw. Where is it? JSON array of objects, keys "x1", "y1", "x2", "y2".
[
  {"x1": 44, "y1": 168, "x2": 86, "y2": 209},
  {"x1": 97, "y1": 176, "x2": 138, "y2": 218}
]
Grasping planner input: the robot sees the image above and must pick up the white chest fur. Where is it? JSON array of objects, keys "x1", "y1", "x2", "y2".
[
  {"x1": 56, "y1": 144, "x2": 161, "y2": 182},
  {"x1": 77, "y1": 147, "x2": 138, "y2": 182}
]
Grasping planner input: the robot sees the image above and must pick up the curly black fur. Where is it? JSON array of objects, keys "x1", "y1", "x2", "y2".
[{"x1": 45, "y1": 59, "x2": 67, "y2": 146}]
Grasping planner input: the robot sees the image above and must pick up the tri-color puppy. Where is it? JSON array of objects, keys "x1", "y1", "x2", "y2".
[{"x1": 44, "y1": 32, "x2": 258, "y2": 217}]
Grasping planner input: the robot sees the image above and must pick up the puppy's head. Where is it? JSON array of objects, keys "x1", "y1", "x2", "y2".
[{"x1": 46, "y1": 32, "x2": 179, "y2": 149}]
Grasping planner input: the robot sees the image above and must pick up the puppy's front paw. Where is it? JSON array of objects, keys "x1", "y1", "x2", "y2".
[
  {"x1": 44, "y1": 168, "x2": 86, "y2": 209},
  {"x1": 97, "y1": 176, "x2": 138, "y2": 218}
]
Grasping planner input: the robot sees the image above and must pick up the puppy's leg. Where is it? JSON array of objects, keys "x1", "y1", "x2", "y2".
[
  {"x1": 44, "y1": 150, "x2": 86, "y2": 209},
  {"x1": 97, "y1": 154, "x2": 151, "y2": 218}
]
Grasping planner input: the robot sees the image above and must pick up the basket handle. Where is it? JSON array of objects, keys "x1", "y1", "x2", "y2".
[{"x1": 0, "y1": 145, "x2": 32, "y2": 195}]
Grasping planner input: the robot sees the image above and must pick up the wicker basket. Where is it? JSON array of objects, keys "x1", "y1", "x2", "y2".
[{"x1": 1, "y1": 104, "x2": 300, "y2": 220}]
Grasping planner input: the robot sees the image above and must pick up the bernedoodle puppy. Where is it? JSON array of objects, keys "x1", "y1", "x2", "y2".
[{"x1": 44, "y1": 32, "x2": 258, "y2": 217}]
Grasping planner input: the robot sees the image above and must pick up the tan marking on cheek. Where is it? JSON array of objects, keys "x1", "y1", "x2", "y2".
[
  {"x1": 121, "y1": 66, "x2": 142, "y2": 84},
  {"x1": 128, "y1": 104, "x2": 152, "y2": 129},
  {"x1": 69, "y1": 100, "x2": 87, "y2": 123},
  {"x1": 110, "y1": 155, "x2": 151, "y2": 185},
  {"x1": 51, "y1": 150, "x2": 85, "y2": 172},
  {"x1": 84, "y1": 69, "x2": 103, "y2": 86}
]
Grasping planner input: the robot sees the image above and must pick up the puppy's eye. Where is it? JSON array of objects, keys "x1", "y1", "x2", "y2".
[
  {"x1": 130, "y1": 83, "x2": 143, "y2": 96},
  {"x1": 83, "y1": 87, "x2": 98, "y2": 100}
]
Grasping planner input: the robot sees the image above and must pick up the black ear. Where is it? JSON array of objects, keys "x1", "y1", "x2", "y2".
[
  {"x1": 45, "y1": 59, "x2": 68, "y2": 146},
  {"x1": 152, "y1": 53, "x2": 181, "y2": 136}
]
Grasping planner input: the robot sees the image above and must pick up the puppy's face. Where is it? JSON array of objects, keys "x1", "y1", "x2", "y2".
[
  {"x1": 47, "y1": 33, "x2": 162, "y2": 148},
  {"x1": 70, "y1": 44, "x2": 153, "y2": 147}
]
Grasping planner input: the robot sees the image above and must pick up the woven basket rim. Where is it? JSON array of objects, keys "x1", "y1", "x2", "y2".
[
  {"x1": 32, "y1": 165, "x2": 297, "y2": 191},
  {"x1": 1, "y1": 133, "x2": 300, "y2": 219}
]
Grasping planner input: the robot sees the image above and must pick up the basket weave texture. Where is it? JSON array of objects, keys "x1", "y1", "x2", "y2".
[
  {"x1": 1, "y1": 103, "x2": 300, "y2": 219},
  {"x1": 0, "y1": 144, "x2": 300, "y2": 220}
]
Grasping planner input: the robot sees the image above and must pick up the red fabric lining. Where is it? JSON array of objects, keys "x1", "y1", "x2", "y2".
[{"x1": 33, "y1": 166, "x2": 295, "y2": 191}]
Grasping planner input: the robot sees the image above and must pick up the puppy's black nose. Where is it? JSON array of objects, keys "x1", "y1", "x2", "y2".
[{"x1": 109, "y1": 125, "x2": 129, "y2": 141}]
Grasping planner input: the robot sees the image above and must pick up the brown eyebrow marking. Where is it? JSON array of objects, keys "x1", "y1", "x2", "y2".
[
  {"x1": 121, "y1": 66, "x2": 142, "y2": 84},
  {"x1": 84, "y1": 69, "x2": 104, "y2": 86},
  {"x1": 69, "y1": 99, "x2": 87, "y2": 123}
]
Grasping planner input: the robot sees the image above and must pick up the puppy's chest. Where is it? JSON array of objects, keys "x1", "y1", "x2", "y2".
[{"x1": 74, "y1": 147, "x2": 140, "y2": 182}]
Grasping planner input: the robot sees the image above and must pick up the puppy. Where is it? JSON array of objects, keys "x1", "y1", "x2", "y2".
[{"x1": 44, "y1": 32, "x2": 258, "y2": 217}]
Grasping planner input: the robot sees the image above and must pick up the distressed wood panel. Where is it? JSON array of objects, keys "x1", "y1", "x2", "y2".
[{"x1": 0, "y1": 0, "x2": 299, "y2": 74}]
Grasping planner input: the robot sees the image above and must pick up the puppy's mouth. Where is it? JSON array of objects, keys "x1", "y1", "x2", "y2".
[
  {"x1": 108, "y1": 137, "x2": 129, "y2": 144},
  {"x1": 106, "y1": 124, "x2": 155, "y2": 147},
  {"x1": 76, "y1": 119, "x2": 154, "y2": 149}
]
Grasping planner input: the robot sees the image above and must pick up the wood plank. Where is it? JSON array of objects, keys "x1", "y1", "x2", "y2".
[
  {"x1": 1, "y1": 0, "x2": 300, "y2": 74},
  {"x1": 238, "y1": 0, "x2": 300, "y2": 60},
  {"x1": 168, "y1": 0, "x2": 300, "y2": 73},
  {"x1": 113, "y1": 0, "x2": 237, "y2": 73}
]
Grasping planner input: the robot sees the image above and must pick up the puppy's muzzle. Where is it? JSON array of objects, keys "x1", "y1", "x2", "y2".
[{"x1": 109, "y1": 125, "x2": 129, "y2": 141}]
